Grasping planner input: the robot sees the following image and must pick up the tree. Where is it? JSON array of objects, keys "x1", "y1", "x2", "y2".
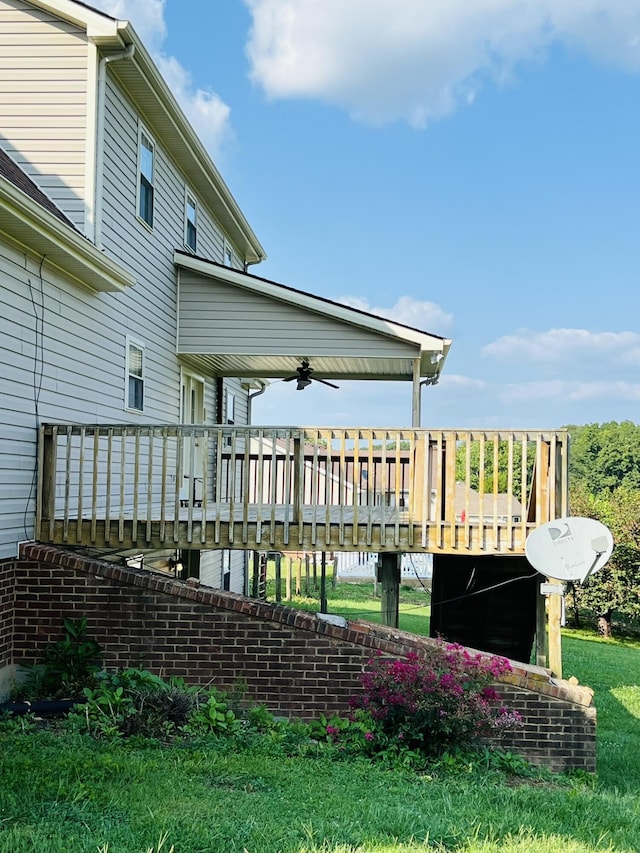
[
  {"x1": 569, "y1": 483, "x2": 640, "y2": 637},
  {"x1": 567, "y1": 421, "x2": 640, "y2": 494},
  {"x1": 455, "y1": 439, "x2": 533, "y2": 496}
]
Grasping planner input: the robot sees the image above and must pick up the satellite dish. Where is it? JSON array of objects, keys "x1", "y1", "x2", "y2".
[{"x1": 525, "y1": 517, "x2": 614, "y2": 583}]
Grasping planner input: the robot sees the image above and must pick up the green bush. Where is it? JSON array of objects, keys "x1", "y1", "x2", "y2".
[{"x1": 319, "y1": 644, "x2": 523, "y2": 759}]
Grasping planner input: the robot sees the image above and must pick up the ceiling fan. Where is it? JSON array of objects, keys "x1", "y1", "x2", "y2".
[{"x1": 282, "y1": 359, "x2": 339, "y2": 391}]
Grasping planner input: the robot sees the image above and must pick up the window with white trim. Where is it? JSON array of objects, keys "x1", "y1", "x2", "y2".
[
  {"x1": 223, "y1": 241, "x2": 234, "y2": 268},
  {"x1": 126, "y1": 338, "x2": 145, "y2": 412},
  {"x1": 138, "y1": 127, "x2": 155, "y2": 228},
  {"x1": 185, "y1": 190, "x2": 197, "y2": 252}
]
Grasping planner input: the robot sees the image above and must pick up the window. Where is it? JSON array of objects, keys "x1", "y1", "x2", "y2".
[
  {"x1": 138, "y1": 127, "x2": 155, "y2": 227},
  {"x1": 223, "y1": 241, "x2": 233, "y2": 268},
  {"x1": 126, "y1": 338, "x2": 144, "y2": 412},
  {"x1": 185, "y1": 191, "x2": 197, "y2": 252}
]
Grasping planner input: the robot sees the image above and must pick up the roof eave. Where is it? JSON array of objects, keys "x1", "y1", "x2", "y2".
[
  {"x1": 174, "y1": 251, "x2": 450, "y2": 365},
  {"x1": 0, "y1": 177, "x2": 136, "y2": 293}
]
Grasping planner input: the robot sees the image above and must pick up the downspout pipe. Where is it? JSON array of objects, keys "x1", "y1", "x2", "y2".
[
  {"x1": 95, "y1": 44, "x2": 136, "y2": 249},
  {"x1": 247, "y1": 380, "x2": 268, "y2": 424}
]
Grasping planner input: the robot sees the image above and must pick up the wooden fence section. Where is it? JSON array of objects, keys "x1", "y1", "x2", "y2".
[{"x1": 36, "y1": 425, "x2": 569, "y2": 554}]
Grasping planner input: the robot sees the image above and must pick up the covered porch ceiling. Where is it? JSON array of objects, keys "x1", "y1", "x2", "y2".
[{"x1": 174, "y1": 251, "x2": 452, "y2": 385}]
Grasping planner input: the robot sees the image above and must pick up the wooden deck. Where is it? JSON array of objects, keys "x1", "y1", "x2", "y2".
[{"x1": 37, "y1": 424, "x2": 569, "y2": 554}]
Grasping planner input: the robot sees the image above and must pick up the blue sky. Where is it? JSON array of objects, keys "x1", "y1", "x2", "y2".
[{"x1": 97, "y1": 0, "x2": 640, "y2": 430}]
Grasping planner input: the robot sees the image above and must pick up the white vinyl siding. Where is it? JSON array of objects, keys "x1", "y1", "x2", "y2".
[
  {"x1": 200, "y1": 550, "x2": 246, "y2": 593},
  {"x1": 0, "y1": 0, "x2": 89, "y2": 231},
  {"x1": 0, "y1": 18, "x2": 247, "y2": 582},
  {"x1": 177, "y1": 272, "x2": 418, "y2": 359}
]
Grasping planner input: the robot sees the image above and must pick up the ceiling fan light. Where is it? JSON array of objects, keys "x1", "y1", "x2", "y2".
[{"x1": 296, "y1": 377, "x2": 312, "y2": 391}]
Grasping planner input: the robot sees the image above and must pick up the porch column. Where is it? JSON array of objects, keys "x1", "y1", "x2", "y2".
[{"x1": 412, "y1": 358, "x2": 421, "y2": 428}]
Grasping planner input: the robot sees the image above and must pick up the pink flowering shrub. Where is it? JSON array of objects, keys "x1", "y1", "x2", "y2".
[{"x1": 348, "y1": 644, "x2": 521, "y2": 756}]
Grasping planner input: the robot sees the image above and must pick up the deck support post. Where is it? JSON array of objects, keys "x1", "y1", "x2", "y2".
[
  {"x1": 320, "y1": 552, "x2": 328, "y2": 614},
  {"x1": 275, "y1": 552, "x2": 282, "y2": 602},
  {"x1": 251, "y1": 550, "x2": 260, "y2": 598},
  {"x1": 547, "y1": 588, "x2": 563, "y2": 678},
  {"x1": 378, "y1": 553, "x2": 401, "y2": 628},
  {"x1": 535, "y1": 588, "x2": 547, "y2": 668}
]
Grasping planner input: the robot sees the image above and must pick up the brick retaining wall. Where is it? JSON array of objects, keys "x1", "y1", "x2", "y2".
[
  {"x1": 0, "y1": 558, "x2": 14, "y2": 668},
  {"x1": 5, "y1": 544, "x2": 596, "y2": 772}
]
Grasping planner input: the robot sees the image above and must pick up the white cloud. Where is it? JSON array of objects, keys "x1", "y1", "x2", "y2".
[
  {"x1": 93, "y1": 0, "x2": 232, "y2": 158},
  {"x1": 439, "y1": 374, "x2": 487, "y2": 391},
  {"x1": 244, "y1": 0, "x2": 640, "y2": 126},
  {"x1": 482, "y1": 328, "x2": 640, "y2": 362},
  {"x1": 339, "y1": 294, "x2": 453, "y2": 334},
  {"x1": 93, "y1": 0, "x2": 166, "y2": 52}
]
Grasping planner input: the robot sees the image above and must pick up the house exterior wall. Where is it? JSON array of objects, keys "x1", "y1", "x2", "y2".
[
  {"x1": 9, "y1": 544, "x2": 598, "y2": 773},
  {"x1": 0, "y1": 240, "x2": 134, "y2": 558},
  {"x1": 0, "y1": 0, "x2": 89, "y2": 231},
  {"x1": 0, "y1": 4, "x2": 253, "y2": 591},
  {"x1": 178, "y1": 271, "x2": 419, "y2": 359}
]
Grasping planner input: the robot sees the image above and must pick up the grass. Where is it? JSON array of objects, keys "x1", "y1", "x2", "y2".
[
  {"x1": 1, "y1": 584, "x2": 639, "y2": 852},
  {"x1": 265, "y1": 574, "x2": 432, "y2": 635}
]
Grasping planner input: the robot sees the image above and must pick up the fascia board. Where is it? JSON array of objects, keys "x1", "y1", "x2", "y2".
[
  {"x1": 24, "y1": 0, "x2": 123, "y2": 37},
  {"x1": 174, "y1": 252, "x2": 448, "y2": 354},
  {"x1": 0, "y1": 178, "x2": 136, "y2": 293}
]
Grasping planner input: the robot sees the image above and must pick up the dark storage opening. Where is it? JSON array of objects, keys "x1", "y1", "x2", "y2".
[{"x1": 430, "y1": 555, "x2": 537, "y2": 663}]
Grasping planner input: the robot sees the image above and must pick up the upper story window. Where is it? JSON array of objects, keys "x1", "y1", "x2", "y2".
[
  {"x1": 185, "y1": 191, "x2": 197, "y2": 252},
  {"x1": 223, "y1": 240, "x2": 234, "y2": 268},
  {"x1": 126, "y1": 337, "x2": 145, "y2": 412},
  {"x1": 138, "y1": 127, "x2": 155, "y2": 228}
]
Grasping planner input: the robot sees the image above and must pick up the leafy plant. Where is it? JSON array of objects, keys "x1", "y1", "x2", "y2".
[
  {"x1": 347, "y1": 644, "x2": 521, "y2": 757},
  {"x1": 15, "y1": 617, "x2": 102, "y2": 700},
  {"x1": 69, "y1": 668, "x2": 203, "y2": 740},
  {"x1": 182, "y1": 687, "x2": 239, "y2": 737}
]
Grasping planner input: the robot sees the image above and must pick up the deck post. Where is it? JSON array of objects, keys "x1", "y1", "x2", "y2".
[
  {"x1": 535, "y1": 591, "x2": 547, "y2": 668},
  {"x1": 538, "y1": 440, "x2": 563, "y2": 677},
  {"x1": 378, "y1": 553, "x2": 401, "y2": 628},
  {"x1": 39, "y1": 425, "x2": 56, "y2": 539},
  {"x1": 320, "y1": 552, "x2": 328, "y2": 614},
  {"x1": 251, "y1": 550, "x2": 260, "y2": 598},
  {"x1": 275, "y1": 552, "x2": 282, "y2": 602}
]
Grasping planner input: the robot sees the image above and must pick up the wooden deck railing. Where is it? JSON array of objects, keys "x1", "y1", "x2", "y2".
[{"x1": 36, "y1": 424, "x2": 569, "y2": 553}]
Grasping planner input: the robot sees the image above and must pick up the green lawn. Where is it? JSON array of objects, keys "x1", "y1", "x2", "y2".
[
  {"x1": 1, "y1": 586, "x2": 639, "y2": 853},
  {"x1": 265, "y1": 577, "x2": 432, "y2": 636}
]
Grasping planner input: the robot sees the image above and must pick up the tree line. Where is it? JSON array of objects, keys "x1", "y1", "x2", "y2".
[{"x1": 565, "y1": 421, "x2": 640, "y2": 637}]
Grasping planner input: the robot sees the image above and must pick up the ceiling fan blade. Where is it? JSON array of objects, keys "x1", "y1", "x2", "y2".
[
  {"x1": 315, "y1": 377, "x2": 339, "y2": 389},
  {"x1": 282, "y1": 375, "x2": 297, "y2": 382}
]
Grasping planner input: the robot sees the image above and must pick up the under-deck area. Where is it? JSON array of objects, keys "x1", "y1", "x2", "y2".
[{"x1": 36, "y1": 425, "x2": 569, "y2": 555}]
